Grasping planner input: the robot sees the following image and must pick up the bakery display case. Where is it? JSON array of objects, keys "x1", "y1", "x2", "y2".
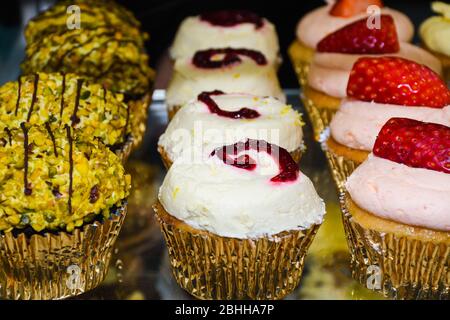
[{"x1": 0, "y1": 0, "x2": 448, "y2": 301}]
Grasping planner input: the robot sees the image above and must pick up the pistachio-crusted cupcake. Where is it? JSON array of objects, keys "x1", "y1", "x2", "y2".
[
  {"x1": 342, "y1": 118, "x2": 450, "y2": 299},
  {"x1": 325, "y1": 57, "x2": 450, "y2": 190},
  {"x1": 289, "y1": 0, "x2": 414, "y2": 85},
  {"x1": 159, "y1": 92, "x2": 303, "y2": 168},
  {"x1": 0, "y1": 73, "x2": 133, "y2": 161},
  {"x1": 420, "y1": 2, "x2": 450, "y2": 82},
  {"x1": 155, "y1": 139, "x2": 325, "y2": 299},
  {"x1": 21, "y1": 0, "x2": 154, "y2": 150},
  {"x1": 24, "y1": 0, "x2": 146, "y2": 46},
  {"x1": 166, "y1": 48, "x2": 284, "y2": 119},
  {"x1": 170, "y1": 10, "x2": 280, "y2": 65},
  {"x1": 0, "y1": 125, "x2": 130, "y2": 299},
  {"x1": 302, "y1": 15, "x2": 441, "y2": 140}
]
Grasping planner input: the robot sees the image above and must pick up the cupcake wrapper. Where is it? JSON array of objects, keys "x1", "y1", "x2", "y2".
[
  {"x1": 157, "y1": 146, "x2": 304, "y2": 170},
  {"x1": 0, "y1": 205, "x2": 127, "y2": 300},
  {"x1": 301, "y1": 94, "x2": 338, "y2": 142},
  {"x1": 288, "y1": 41, "x2": 314, "y2": 87},
  {"x1": 115, "y1": 135, "x2": 134, "y2": 164},
  {"x1": 167, "y1": 105, "x2": 181, "y2": 121},
  {"x1": 323, "y1": 146, "x2": 360, "y2": 192},
  {"x1": 127, "y1": 92, "x2": 152, "y2": 151},
  {"x1": 340, "y1": 193, "x2": 450, "y2": 300},
  {"x1": 154, "y1": 202, "x2": 319, "y2": 300}
]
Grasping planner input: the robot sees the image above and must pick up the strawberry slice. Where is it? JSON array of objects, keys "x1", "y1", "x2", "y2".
[
  {"x1": 373, "y1": 118, "x2": 450, "y2": 174},
  {"x1": 330, "y1": 0, "x2": 384, "y2": 18},
  {"x1": 347, "y1": 57, "x2": 450, "y2": 108},
  {"x1": 317, "y1": 14, "x2": 399, "y2": 54}
]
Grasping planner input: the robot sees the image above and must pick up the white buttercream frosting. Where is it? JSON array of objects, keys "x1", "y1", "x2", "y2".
[
  {"x1": 308, "y1": 43, "x2": 442, "y2": 98},
  {"x1": 330, "y1": 100, "x2": 450, "y2": 150},
  {"x1": 159, "y1": 93, "x2": 303, "y2": 163},
  {"x1": 166, "y1": 55, "x2": 285, "y2": 109},
  {"x1": 296, "y1": 4, "x2": 414, "y2": 49},
  {"x1": 159, "y1": 150, "x2": 326, "y2": 238},
  {"x1": 346, "y1": 154, "x2": 450, "y2": 231},
  {"x1": 170, "y1": 16, "x2": 280, "y2": 63}
]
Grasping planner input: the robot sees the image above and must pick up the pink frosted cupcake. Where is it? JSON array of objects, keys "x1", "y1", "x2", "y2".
[{"x1": 342, "y1": 118, "x2": 450, "y2": 299}]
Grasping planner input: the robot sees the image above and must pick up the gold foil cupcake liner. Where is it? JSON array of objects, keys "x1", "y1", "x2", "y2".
[
  {"x1": 0, "y1": 205, "x2": 127, "y2": 300},
  {"x1": 157, "y1": 146, "x2": 304, "y2": 170},
  {"x1": 323, "y1": 146, "x2": 360, "y2": 192},
  {"x1": 154, "y1": 201, "x2": 320, "y2": 300},
  {"x1": 301, "y1": 94, "x2": 338, "y2": 142},
  {"x1": 340, "y1": 193, "x2": 450, "y2": 300},
  {"x1": 127, "y1": 92, "x2": 152, "y2": 151},
  {"x1": 167, "y1": 105, "x2": 181, "y2": 121},
  {"x1": 288, "y1": 41, "x2": 314, "y2": 87}
]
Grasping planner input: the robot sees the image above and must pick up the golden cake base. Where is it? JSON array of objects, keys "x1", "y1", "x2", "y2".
[
  {"x1": 288, "y1": 40, "x2": 315, "y2": 86},
  {"x1": 340, "y1": 193, "x2": 450, "y2": 300},
  {"x1": 302, "y1": 86, "x2": 341, "y2": 141},
  {"x1": 0, "y1": 205, "x2": 127, "y2": 300},
  {"x1": 157, "y1": 145, "x2": 304, "y2": 170},
  {"x1": 324, "y1": 137, "x2": 369, "y2": 191},
  {"x1": 153, "y1": 201, "x2": 320, "y2": 300}
]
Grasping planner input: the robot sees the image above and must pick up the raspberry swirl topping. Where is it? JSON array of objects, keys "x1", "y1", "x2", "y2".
[
  {"x1": 211, "y1": 139, "x2": 299, "y2": 183},
  {"x1": 198, "y1": 91, "x2": 260, "y2": 119},
  {"x1": 192, "y1": 48, "x2": 267, "y2": 69},
  {"x1": 200, "y1": 10, "x2": 263, "y2": 29}
]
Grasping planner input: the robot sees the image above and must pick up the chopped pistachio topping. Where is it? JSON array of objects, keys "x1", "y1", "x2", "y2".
[
  {"x1": 22, "y1": 0, "x2": 153, "y2": 97},
  {"x1": 0, "y1": 72, "x2": 130, "y2": 147},
  {"x1": 0, "y1": 125, "x2": 130, "y2": 233}
]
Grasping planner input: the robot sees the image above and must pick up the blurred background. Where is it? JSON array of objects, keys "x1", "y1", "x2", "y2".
[{"x1": 0, "y1": 0, "x2": 436, "y2": 86}]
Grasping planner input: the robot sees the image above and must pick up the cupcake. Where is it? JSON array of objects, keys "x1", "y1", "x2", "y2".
[
  {"x1": 420, "y1": 2, "x2": 450, "y2": 81},
  {"x1": 154, "y1": 139, "x2": 325, "y2": 299},
  {"x1": 159, "y1": 92, "x2": 303, "y2": 168},
  {"x1": 325, "y1": 56, "x2": 450, "y2": 190},
  {"x1": 289, "y1": 0, "x2": 414, "y2": 85},
  {"x1": 21, "y1": 0, "x2": 154, "y2": 151},
  {"x1": 0, "y1": 125, "x2": 131, "y2": 299},
  {"x1": 0, "y1": 73, "x2": 134, "y2": 162},
  {"x1": 342, "y1": 118, "x2": 450, "y2": 299},
  {"x1": 303, "y1": 15, "x2": 442, "y2": 140},
  {"x1": 170, "y1": 10, "x2": 280, "y2": 65},
  {"x1": 166, "y1": 47, "x2": 284, "y2": 119}
]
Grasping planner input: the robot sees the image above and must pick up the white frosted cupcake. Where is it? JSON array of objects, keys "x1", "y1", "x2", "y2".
[
  {"x1": 170, "y1": 10, "x2": 280, "y2": 64},
  {"x1": 166, "y1": 48, "x2": 284, "y2": 118},
  {"x1": 159, "y1": 92, "x2": 303, "y2": 168},
  {"x1": 154, "y1": 139, "x2": 325, "y2": 299}
]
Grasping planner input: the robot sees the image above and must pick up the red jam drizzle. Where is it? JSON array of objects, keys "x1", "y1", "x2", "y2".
[
  {"x1": 211, "y1": 139, "x2": 299, "y2": 183},
  {"x1": 193, "y1": 48, "x2": 267, "y2": 69},
  {"x1": 198, "y1": 91, "x2": 260, "y2": 119},
  {"x1": 200, "y1": 10, "x2": 263, "y2": 29}
]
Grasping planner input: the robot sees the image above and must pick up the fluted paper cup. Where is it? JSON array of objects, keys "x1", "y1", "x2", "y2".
[
  {"x1": 340, "y1": 193, "x2": 450, "y2": 300},
  {"x1": 0, "y1": 204, "x2": 127, "y2": 300},
  {"x1": 154, "y1": 201, "x2": 320, "y2": 300}
]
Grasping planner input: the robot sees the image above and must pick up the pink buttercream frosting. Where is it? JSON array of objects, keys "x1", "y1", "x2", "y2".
[
  {"x1": 308, "y1": 43, "x2": 442, "y2": 98},
  {"x1": 346, "y1": 155, "x2": 450, "y2": 232},
  {"x1": 296, "y1": 4, "x2": 414, "y2": 48},
  {"x1": 330, "y1": 100, "x2": 450, "y2": 150}
]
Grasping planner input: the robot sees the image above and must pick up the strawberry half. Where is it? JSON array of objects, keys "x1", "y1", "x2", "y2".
[
  {"x1": 317, "y1": 14, "x2": 399, "y2": 54},
  {"x1": 373, "y1": 118, "x2": 450, "y2": 174},
  {"x1": 347, "y1": 57, "x2": 450, "y2": 108},
  {"x1": 330, "y1": 0, "x2": 384, "y2": 18}
]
